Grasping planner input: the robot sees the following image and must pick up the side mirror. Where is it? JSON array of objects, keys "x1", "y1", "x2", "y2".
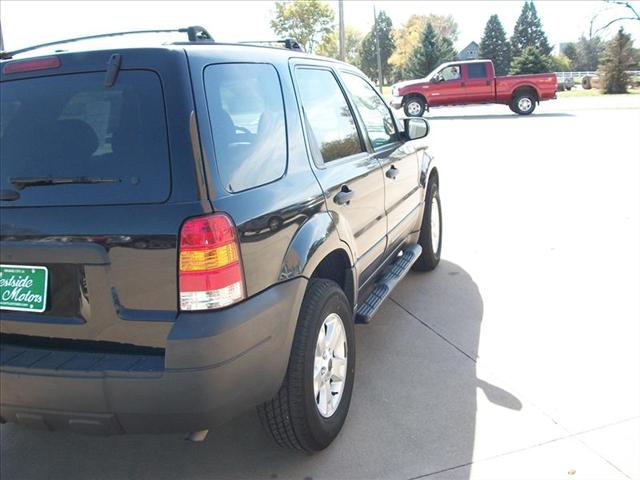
[{"x1": 404, "y1": 118, "x2": 430, "y2": 140}]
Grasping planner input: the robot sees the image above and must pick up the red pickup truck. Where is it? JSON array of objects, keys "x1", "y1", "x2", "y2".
[{"x1": 390, "y1": 59, "x2": 557, "y2": 116}]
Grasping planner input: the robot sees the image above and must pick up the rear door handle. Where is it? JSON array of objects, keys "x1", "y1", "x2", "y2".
[
  {"x1": 486, "y1": 80, "x2": 491, "y2": 86},
  {"x1": 333, "y1": 186, "x2": 354, "y2": 206},
  {"x1": 460, "y1": 82, "x2": 465, "y2": 87},
  {"x1": 386, "y1": 166, "x2": 399, "y2": 179}
]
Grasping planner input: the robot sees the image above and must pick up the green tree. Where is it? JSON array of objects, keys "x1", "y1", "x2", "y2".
[
  {"x1": 358, "y1": 11, "x2": 395, "y2": 84},
  {"x1": 562, "y1": 42, "x2": 578, "y2": 66},
  {"x1": 511, "y1": 1, "x2": 552, "y2": 57},
  {"x1": 404, "y1": 23, "x2": 457, "y2": 79},
  {"x1": 389, "y1": 14, "x2": 459, "y2": 81},
  {"x1": 270, "y1": 0, "x2": 334, "y2": 53},
  {"x1": 550, "y1": 54, "x2": 572, "y2": 72},
  {"x1": 316, "y1": 26, "x2": 363, "y2": 65},
  {"x1": 599, "y1": 27, "x2": 635, "y2": 94},
  {"x1": 479, "y1": 14, "x2": 512, "y2": 75},
  {"x1": 574, "y1": 35, "x2": 605, "y2": 71},
  {"x1": 510, "y1": 46, "x2": 552, "y2": 74}
]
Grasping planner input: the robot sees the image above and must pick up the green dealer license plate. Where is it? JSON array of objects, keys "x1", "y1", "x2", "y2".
[{"x1": 0, "y1": 265, "x2": 48, "y2": 313}]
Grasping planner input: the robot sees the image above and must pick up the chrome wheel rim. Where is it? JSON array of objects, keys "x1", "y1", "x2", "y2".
[
  {"x1": 430, "y1": 194, "x2": 440, "y2": 253},
  {"x1": 313, "y1": 313, "x2": 348, "y2": 418},
  {"x1": 407, "y1": 101, "x2": 422, "y2": 116},
  {"x1": 518, "y1": 97, "x2": 532, "y2": 112}
]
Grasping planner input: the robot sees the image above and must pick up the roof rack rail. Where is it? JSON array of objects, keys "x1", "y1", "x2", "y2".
[
  {"x1": 0, "y1": 26, "x2": 214, "y2": 60},
  {"x1": 237, "y1": 38, "x2": 303, "y2": 52}
]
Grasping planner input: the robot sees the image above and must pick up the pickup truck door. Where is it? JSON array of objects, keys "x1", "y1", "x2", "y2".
[
  {"x1": 292, "y1": 64, "x2": 387, "y2": 283},
  {"x1": 340, "y1": 71, "x2": 422, "y2": 256},
  {"x1": 429, "y1": 64, "x2": 465, "y2": 106},
  {"x1": 461, "y1": 62, "x2": 495, "y2": 103}
]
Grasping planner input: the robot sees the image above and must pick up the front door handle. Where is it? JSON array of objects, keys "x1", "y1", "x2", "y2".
[
  {"x1": 486, "y1": 80, "x2": 491, "y2": 86},
  {"x1": 333, "y1": 186, "x2": 354, "y2": 205},
  {"x1": 386, "y1": 166, "x2": 399, "y2": 179},
  {"x1": 460, "y1": 82, "x2": 465, "y2": 87}
]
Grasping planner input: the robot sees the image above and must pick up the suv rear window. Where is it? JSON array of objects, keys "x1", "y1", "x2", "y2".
[{"x1": 0, "y1": 71, "x2": 170, "y2": 206}]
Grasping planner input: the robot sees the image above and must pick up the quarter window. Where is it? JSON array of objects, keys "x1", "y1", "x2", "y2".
[
  {"x1": 204, "y1": 63, "x2": 287, "y2": 193},
  {"x1": 295, "y1": 68, "x2": 363, "y2": 163},
  {"x1": 342, "y1": 73, "x2": 397, "y2": 149}
]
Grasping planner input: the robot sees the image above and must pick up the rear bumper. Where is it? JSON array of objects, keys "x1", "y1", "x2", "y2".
[{"x1": 0, "y1": 278, "x2": 307, "y2": 435}]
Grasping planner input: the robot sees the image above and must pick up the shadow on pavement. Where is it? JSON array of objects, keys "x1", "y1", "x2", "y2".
[
  {"x1": 0, "y1": 260, "x2": 521, "y2": 480},
  {"x1": 427, "y1": 113, "x2": 573, "y2": 121}
]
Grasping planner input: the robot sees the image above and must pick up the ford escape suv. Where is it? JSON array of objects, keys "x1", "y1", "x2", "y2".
[{"x1": 0, "y1": 27, "x2": 441, "y2": 451}]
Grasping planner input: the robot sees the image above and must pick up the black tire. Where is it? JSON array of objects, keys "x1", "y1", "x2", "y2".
[
  {"x1": 412, "y1": 176, "x2": 442, "y2": 272},
  {"x1": 508, "y1": 103, "x2": 518, "y2": 114},
  {"x1": 258, "y1": 279, "x2": 355, "y2": 452},
  {"x1": 582, "y1": 75, "x2": 592, "y2": 90},
  {"x1": 403, "y1": 96, "x2": 426, "y2": 117},
  {"x1": 511, "y1": 92, "x2": 536, "y2": 115}
]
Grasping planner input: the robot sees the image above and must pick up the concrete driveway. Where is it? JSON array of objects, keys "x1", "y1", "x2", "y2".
[{"x1": 1, "y1": 95, "x2": 639, "y2": 480}]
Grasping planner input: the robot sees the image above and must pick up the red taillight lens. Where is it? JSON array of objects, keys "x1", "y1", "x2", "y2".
[
  {"x1": 179, "y1": 214, "x2": 245, "y2": 311},
  {"x1": 2, "y1": 56, "x2": 61, "y2": 74}
]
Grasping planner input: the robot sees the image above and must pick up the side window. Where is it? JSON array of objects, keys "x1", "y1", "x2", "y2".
[
  {"x1": 468, "y1": 63, "x2": 488, "y2": 79},
  {"x1": 204, "y1": 63, "x2": 286, "y2": 193},
  {"x1": 342, "y1": 73, "x2": 397, "y2": 149},
  {"x1": 440, "y1": 65, "x2": 461, "y2": 81},
  {"x1": 295, "y1": 68, "x2": 364, "y2": 163}
]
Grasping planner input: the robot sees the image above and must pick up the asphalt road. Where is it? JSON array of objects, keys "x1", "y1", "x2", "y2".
[{"x1": 2, "y1": 95, "x2": 639, "y2": 480}]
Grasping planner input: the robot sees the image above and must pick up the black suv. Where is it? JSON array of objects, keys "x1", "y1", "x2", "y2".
[{"x1": 0, "y1": 28, "x2": 441, "y2": 452}]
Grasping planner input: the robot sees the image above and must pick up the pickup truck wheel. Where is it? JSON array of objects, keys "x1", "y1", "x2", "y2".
[
  {"x1": 413, "y1": 177, "x2": 442, "y2": 271},
  {"x1": 257, "y1": 279, "x2": 355, "y2": 451},
  {"x1": 511, "y1": 93, "x2": 536, "y2": 115},
  {"x1": 404, "y1": 96, "x2": 425, "y2": 117}
]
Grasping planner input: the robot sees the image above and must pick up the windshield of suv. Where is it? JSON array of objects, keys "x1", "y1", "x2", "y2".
[{"x1": 0, "y1": 70, "x2": 170, "y2": 206}]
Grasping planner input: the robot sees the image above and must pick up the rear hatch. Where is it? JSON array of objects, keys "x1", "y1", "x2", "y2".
[{"x1": 0, "y1": 49, "x2": 204, "y2": 349}]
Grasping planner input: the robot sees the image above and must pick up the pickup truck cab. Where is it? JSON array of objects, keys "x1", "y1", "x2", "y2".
[
  {"x1": 390, "y1": 59, "x2": 557, "y2": 116},
  {"x1": 0, "y1": 27, "x2": 441, "y2": 452}
]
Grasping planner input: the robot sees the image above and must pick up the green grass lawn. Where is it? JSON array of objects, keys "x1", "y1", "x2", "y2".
[{"x1": 559, "y1": 88, "x2": 640, "y2": 97}]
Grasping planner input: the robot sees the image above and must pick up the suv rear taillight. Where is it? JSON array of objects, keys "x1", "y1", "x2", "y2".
[{"x1": 179, "y1": 214, "x2": 245, "y2": 311}]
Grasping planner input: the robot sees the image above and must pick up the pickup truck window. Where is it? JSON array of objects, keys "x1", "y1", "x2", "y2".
[
  {"x1": 440, "y1": 65, "x2": 461, "y2": 81},
  {"x1": 204, "y1": 63, "x2": 287, "y2": 193},
  {"x1": 342, "y1": 73, "x2": 397, "y2": 149},
  {"x1": 468, "y1": 63, "x2": 488, "y2": 79},
  {"x1": 295, "y1": 68, "x2": 364, "y2": 163}
]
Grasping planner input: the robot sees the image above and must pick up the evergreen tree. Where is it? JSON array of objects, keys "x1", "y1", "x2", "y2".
[
  {"x1": 562, "y1": 43, "x2": 578, "y2": 66},
  {"x1": 479, "y1": 14, "x2": 512, "y2": 75},
  {"x1": 510, "y1": 46, "x2": 552, "y2": 74},
  {"x1": 511, "y1": 1, "x2": 552, "y2": 57},
  {"x1": 358, "y1": 11, "x2": 395, "y2": 84},
  {"x1": 404, "y1": 23, "x2": 458, "y2": 79},
  {"x1": 599, "y1": 28, "x2": 634, "y2": 94},
  {"x1": 574, "y1": 35, "x2": 605, "y2": 71}
]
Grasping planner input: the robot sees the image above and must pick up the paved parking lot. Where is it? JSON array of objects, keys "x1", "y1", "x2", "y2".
[{"x1": 1, "y1": 95, "x2": 639, "y2": 480}]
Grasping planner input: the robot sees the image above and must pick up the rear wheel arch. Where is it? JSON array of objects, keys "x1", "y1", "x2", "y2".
[
  {"x1": 310, "y1": 249, "x2": 355, "y2": 310},
  {"x1": 511, "y1": 85, "x2": 539, "y2": 103}
]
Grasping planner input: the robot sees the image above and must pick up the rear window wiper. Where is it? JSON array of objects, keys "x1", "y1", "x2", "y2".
[{"x1": 10, "y1": 176, "x2": 121, "y2": 190}]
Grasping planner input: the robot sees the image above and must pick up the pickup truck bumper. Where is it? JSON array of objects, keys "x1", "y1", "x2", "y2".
[
  {"x1": 389, "y1": 95, "x2": 403, "y2": 109},
  {"x1": 0, "y1": 278, "x2": 307, "y2": 435}
]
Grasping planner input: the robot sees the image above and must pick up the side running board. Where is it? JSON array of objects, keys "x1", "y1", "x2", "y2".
[{"x1": 355, "y1": 244, "x2": 422, "y2": 324}]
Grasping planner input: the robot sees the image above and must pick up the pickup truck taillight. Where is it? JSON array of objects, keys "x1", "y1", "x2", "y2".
[{"x1": 179, "y1": 214, "x2": 245, "y2": 311}]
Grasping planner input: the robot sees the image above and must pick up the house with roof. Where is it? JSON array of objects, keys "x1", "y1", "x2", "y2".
[{"x1": 456, "y1": 41, "x2": 479, "y2": 61}]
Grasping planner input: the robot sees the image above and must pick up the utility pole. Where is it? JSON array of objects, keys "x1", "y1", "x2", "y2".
[
  {"x1": 373, "y1": 5, "x2": 383, "y2": 93},
  {"x1": 338, "y1": 0, "x2": 345, "y2": 61}
]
